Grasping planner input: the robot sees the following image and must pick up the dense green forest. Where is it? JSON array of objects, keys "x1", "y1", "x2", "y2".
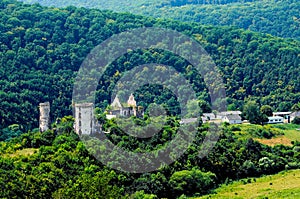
[
  {"x1": 19, "y1": 0, "x2": 300, "y2": 40},
  {"x1": 168, "y1": 0, "x2": 258, "y2": 7},
  {"x1": 0, "y1": 1, "x2": 300, "y2": 198},
  {"x1": 1, "y1": 116, "x2": 300, "y2": 198},
  {"x1": 1, "y1": 0, "x2": 300, "y2": 137}
]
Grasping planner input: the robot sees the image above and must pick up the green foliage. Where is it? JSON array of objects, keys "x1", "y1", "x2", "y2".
[
  {"x1": 243, "y1": 101, "x2": 263, "y2": 124},
  {"x1": 131, "y1": 190, "x2": 157, "y2": 199},
  {"x1": 260, "y1": 105, "x2": 273, "y2": 117},
  {"x1": 0, "y1": 119, "x2": 299, "y2": 198},
  {"x1": 0, "y1": 1, "x2": 299, "y2": 198},
  {"x1": 0, "y1": 124, "x2": 23, "y2": 141},
  {"x1": 20, "y1": 0, "x2": 300, "y2": 40},
  {"x1": 292, "y1": 117, "x2": 300, "y2": 124},
  {"x1": 169, "y1": 168, "x2": 216, "y2": 196},
  {"x1": 54, "y1": 116, "x2": 75, "y2": 135},
  {"x1": 291, "y1": 103, "x2": 300, "y2": 112},
  {"x1": 245, "y1": 125, "x2": 284, "y2": 139},
  {"x1": 197, "y1": 169, "x2": 300, "y2": 199},
  {"x1": 169, "y1": 0, "x2": 257, "y2": 6},
  {"x1": 230, "y1": 125, "x2": 241, "y2": 132},
  {"x1": 1, "y1": 0, "x2": 300, "y2": 136},
  {"x1": 53, "y1": 170, "x2": 124, "y2": 199}
]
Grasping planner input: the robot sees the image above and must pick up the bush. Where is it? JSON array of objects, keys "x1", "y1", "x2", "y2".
[
  {"x1": 292, "y1": 117, "x2": 300, "y2": 124},
  {"x1": 131, "y1": 191, "x2": 158, "y2": 199},
  {"x1": 169, "y1": 168, "x2": 216, "y2": 197},
  {"x1": 246, "y1": 125, "x2": 282, "y2": 139},
  {"x1": 230, "y1": 125, "x2": 241, "y2": 131}
]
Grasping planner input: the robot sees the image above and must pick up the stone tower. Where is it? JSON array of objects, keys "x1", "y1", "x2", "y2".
[
  {"x1": 39, "y1": 102, "x2": 50, "y2": 132},
  {"x1": 74, "y1": 103, "x2": 95, "y2": 135}
]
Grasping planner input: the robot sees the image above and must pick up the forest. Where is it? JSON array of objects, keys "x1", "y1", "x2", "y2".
[
  {"x1": 168, "y1": 0, "x2": 258, "y2": 7},
  {"x1": 1, "y1": 115, "x2": 300, "y2": 198},
  {"x1": 0, "y1": 0, "x2": 300, "y2": 198},
  {"x1": 1, "y1": 0, "x2": 300, "y2": 135},
  {"x1": 19, "y1": 0, "x2": 300, "y2": 40}
]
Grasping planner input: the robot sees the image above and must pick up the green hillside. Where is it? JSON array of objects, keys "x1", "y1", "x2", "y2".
[
  {"x1": 1, "y1": 116, "x2": 300, "y2": 198},
  {"x1": 196, "y1": 169, "x2": 300, "y2": 199},
  {"x1": 0, "y1": 1, "x2": 299, "y2": 198},
  {"x1": 18, "y1": 0, "x2": 300, "y2": 40},
  {"x1": 1, "y1": 0, "x2": 300, "y2": 135}
]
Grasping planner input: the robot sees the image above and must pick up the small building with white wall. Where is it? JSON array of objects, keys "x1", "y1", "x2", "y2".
[
  {"x1": 267, "y1": 116, "x2": 284, "y2": 124},
  {"x1": 222, "y1": 114, "x2": 242, "y2": 124}
]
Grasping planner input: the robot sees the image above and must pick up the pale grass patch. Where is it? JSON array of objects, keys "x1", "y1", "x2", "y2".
[{"x1": 195, "y1": 170, "x2": 300, "y2": 199}]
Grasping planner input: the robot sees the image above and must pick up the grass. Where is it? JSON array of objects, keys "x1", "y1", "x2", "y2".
[
  {"x1": 231, "y1": 123, "x2": 300, "y2": 147},
  {"x1": 255, "y1": 137, "x2": 293, "y2": 147},
  {"x1": 4, "y1": 148, "x2": 38, "y2": 158},
  {"x1": 195, "y1": 169, "x2": 300, "y2": 199},
  {"x1": 275, "y1": 124, "x2": 300, "y2": 142}
]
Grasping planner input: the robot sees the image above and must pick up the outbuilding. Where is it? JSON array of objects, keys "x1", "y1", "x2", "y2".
[
  {"x1": 267, "y1": 116, "x2": 284, "y2": 124},
  {"x1": 222, "y1": 114, "x2": 242, "y2": 124}
]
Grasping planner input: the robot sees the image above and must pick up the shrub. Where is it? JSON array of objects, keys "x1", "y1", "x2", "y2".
[
  {"x1": 131, "y1": 191, "x2": 157, "y2": 199},
  {"x1": 169, "y1": 168, "x2": 216, "y2": 197},
  {"x1": 292, "y1": 117, "x2": 300, "y2": 124},
  {"x1": 230, "y1": 125, "x2": 241, "y2": 131}
]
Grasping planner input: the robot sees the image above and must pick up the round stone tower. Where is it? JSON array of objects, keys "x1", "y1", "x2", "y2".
[{"x1": 39, "y1": 102, "x2": 50, "y2": 132}]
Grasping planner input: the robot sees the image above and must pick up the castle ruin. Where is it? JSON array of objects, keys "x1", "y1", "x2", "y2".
[
  {"x1": 107, "y1": 94, "x2": 144, "y2": 118},
  {"x1": 74, "y1": 103, "x2": 95, "y2": 135},
  {"x1": 39, "y1": 102, "x2": 50, "y2": 132}
]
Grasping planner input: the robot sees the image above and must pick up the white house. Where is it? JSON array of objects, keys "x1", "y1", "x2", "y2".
[
  {"x1": 273, "y1": 112, "x2": 292, "y2": 117},
  {"x1": 222, "y1": 114, "x2": 242, "y2": 124},
  {"x1": 267, "y1": 116, "x2": 284, "y2": 124}
]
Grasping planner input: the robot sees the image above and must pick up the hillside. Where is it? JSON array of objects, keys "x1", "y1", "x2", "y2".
[
  {"x1": 1, "y1": 116, "x2": 300, "y2": 198},
  {"x1": 1, "y1": 1, "x2": 299, "y2": 198},
  {"x1": 197, "y1": 169, "x2": 300, "y2": 199},
  {"x1": 1, "y1": 0, "x2": 300, "y2": 135},
  {"x1": 18, "y1": 0, "x2": 300, "y2": 40}
]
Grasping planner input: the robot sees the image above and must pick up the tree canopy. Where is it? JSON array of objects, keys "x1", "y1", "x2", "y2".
[
  {"x1": 19, "y1": 0, "x2": 300, "y2": 40},
  {"x1": 1, "y1": 0, "x2": 300, "y2": 135}
]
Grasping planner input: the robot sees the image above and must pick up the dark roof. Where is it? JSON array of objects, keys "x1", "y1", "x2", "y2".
[
  {"x1": 219, "y1": 111, "x2": 242, "y2": 116},
  {"x1": 180, "y1": 118, "x2": 198, "y2": 124},
  {"x1": 203, "y1": 113, "x2": 216, "y2": 119},
  {"x1": 224, "y1": 114, "x2": 241, "y2": 121}
]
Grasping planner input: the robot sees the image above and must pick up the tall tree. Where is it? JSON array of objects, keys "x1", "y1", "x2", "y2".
[{"x1": 243, "y1": 101, "x2": 262, "y2": 124}]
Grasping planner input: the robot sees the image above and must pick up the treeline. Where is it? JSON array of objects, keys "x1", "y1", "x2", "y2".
[
  {"x1": 154, "y1": 0, "x2": 300, "y2": 40},
  {"x1": 0, "y1": 0, "x2": 300, "y2": 134},
  {"x1": 169, "y1": 0, "x2": 257, "y2": 7},
  {"x1": 20, "y1": 0, "x2": 300, "y2": 40},
  {"x1": 0, "y1": 116, "x2": 299, "y2": 198}
]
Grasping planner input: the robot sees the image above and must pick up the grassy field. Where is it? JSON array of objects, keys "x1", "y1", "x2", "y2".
[
  {"x1": 231, "y1": 123, "x2": 300, "y2": 147},
  {"x1": 196, "y1": 169, "x2": 300, "y2": 199},
  {"x1": 272, "y1": 124, "x2": 300, "y2": 142}
]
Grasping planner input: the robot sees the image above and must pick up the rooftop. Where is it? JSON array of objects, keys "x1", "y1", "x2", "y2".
[
  {"x1": 224, "y1": 114, "x2": 242, "y2": 120},
  {"x1": 268, "y1": 116, "x2": 284, "y2": 120}
]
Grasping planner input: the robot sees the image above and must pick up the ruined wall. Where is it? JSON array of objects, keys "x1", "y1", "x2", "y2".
[
  {"x1": 127, "y1": 94, "x2": 137, "y2": 116},
  {"x1": 74, "y1": 103, "x2": 94, "y2": 135},
  {"x1": 39, "y1": 102, "x2": 50, "y2": 132}
]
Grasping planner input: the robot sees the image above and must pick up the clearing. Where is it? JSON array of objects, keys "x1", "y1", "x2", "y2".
[{"x1": 196, "y1": 169, "x2": 300, "y2": 199}]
